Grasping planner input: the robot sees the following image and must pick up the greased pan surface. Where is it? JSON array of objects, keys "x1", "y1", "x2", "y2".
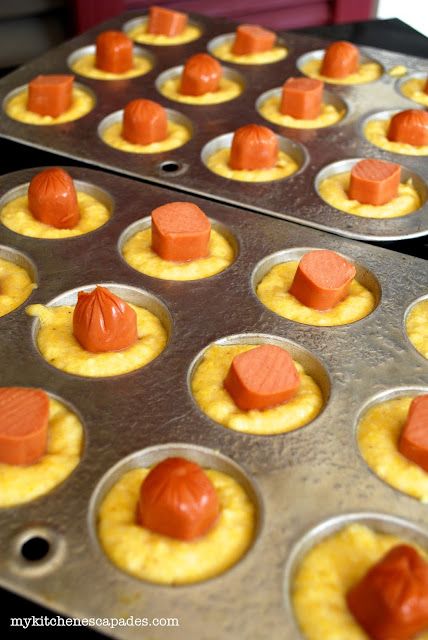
[
  {"x1": 0, "y1": 13, "x2": 427, "y2": 241},
  {"x1": 0, "y1": 166, "x2": 428, "y2": 639}
]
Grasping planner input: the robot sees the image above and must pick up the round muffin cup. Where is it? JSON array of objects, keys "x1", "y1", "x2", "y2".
[
  {"x1": 256, "y1": 87, "x2": 348, "y2": 128},
  {"x1": 361, "y1": 108, "x2": 428, "y2": 154},
  {"x1": 207, "y1": 33, "x2": 288, "y2": 64},
  {"x1": 122, "y1": 15, "x2": 203, "y2": 45},
  {"x1": 404, "y1": 293, "x2": 428, "y2": 363},
  {"x1": 155, "y1": 64, "x2": 245, "y2": 101},
  {"x1": 296, "y1": 49, "x2": 384, "y2": 83},
  {"x1": 0, "y1": 244, "x2": 37, "y2": 291},
  {"x1": 396, "y1": 71, "x2": 428, "y2": 103},
  {"x1": 67, "y1": 44, "x2": 155, "y2": 77}
]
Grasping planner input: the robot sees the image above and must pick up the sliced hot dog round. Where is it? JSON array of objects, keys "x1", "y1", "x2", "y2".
[
  {"x1": 398, "y1": 394, "x2": 428, "y2": 472},
  {"x1": 147, "y1": 5, "x2": 188, "y2": 37},
  {"x1": 27, "y1": 74, "x2": 74, "y2": 117},
  {"x1": 289, "y1": 250, "x2": 356, "y2": 311},
  {"x1": 229, "y1": 124, "x2": 279, "y2": 171},
  {"x1": 122, "y1": 99, "x2": 168, "y2": 145},
  {"x1": 151, "y1": 201, "x2": 211, "y2": 262},
  {"x1": 95, "y1": 30, "x2": 133, "y2": 74},
  {"x1": 387, "y1": 109, "x2": 428, "y2": 146},
  {"x1": 320, "y1": 41, "x2": 359, "y2": 79},
  {"x1": 347, "y1": 544, "x2": 428, "y2": 640},
  {"x1": 348, "y1": 159, "x2": 401, "y2": 206},
  {"x1": 73, "y1": 286, "x2": 138, "y2": 353},
  {"x1": 0, "y1": 387, "x2": 49, "y2": 466},
  {"x1": 280, "y1": 77, "x2": 323, "y2": 120},
  {"x1": 224, "y1": 344, "x2": 300, "y2": 411},
  {"x1": 28, "y1": 167, "x2": 80, "y2": 229},
  {"x1": 138, "y1": 457, "x2": 220, "y2": 540},
  {"x1": 231, "y1": 24, "x2": 276, "y2": 56},
  {"x1": 179, "y1": 53, "x2": 222, "y2": 96}
]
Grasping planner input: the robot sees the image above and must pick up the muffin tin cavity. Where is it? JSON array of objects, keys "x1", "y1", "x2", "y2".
[
  {"x1": 396, "y1": 71, "x2": 428, "y2": 106},
  {"x1": 362, "y1": 108, "x2": 428, "y2": 156},
  {"x1": 122, "y1": 15, "x2": 203, "y2": 46},
  {"x1": 0, "y1": 244, "x2": 37, "y2": 286},
  {"x1": 404, "y1": 293, "x2": 428, "y2": 362},
  {"x1": 207, "y1": 33, "x2": 288, "y2": 65},
  {"x1": 296, "y1": 49, "x2": 384, "y2": 83},
  {"x1": 155, "y1": 65, "x2": 245, "y2": 104},
  {"x1": 67, "y1": 44, "x2": 155, "y2": 79}
]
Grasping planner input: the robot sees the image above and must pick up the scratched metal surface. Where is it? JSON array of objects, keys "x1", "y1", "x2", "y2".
[
  {"x1": 0, "y1": 166, "x2": 428, "y2": 639},
  {"x1": 0, "y1": 13, "x2": 427, "y2": 242}
]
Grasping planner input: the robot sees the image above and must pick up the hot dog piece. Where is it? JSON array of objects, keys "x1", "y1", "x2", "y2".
[
  {"x1": 95, "y1": 31, "x2": 133, "y2": 74},
  {"x1": 320, "y1": 41, "x2": 359, "y2": 79},
  {"x1": 224, "y1": 344, "x2": 300, "y2": 411},
  {"x1": 348, "y1": 159, "x2": 401, "y2": 206},
  {"x1": 387, "y1": 109, "x2": 428, "y2": 146},
  {"x1": 231, "y1": 24, "x2": 276, "y2": 56},
  {"x1": 347, "y1": 544, "x2": 428, "y2": 640},
  {"x1": 180, "y1": 53, "x2": 222, "y2": 96},
  {"x1": 0, "y1": 387, "x2": 49, "y2": 466},
  {"x1": 229, "y1": 124, "x2": 278, "y2": 171},
  {"x1": 398, "y1": 395, "x2": 428, "y2": 472},
  {"x1": 147, "y1": 5, "x2": 188, "y2": 37},
  {"x1": 73, "y1": 286, "x2": 138, "y2": 353},
  {"x1": 138, "y1": 457, "x2": 220, "y2": 540},
  {"x1": 280, "y1": 77, "x2": 323, "y2": 120},
  {"x1": 151, "y1": 202, "x2": 211, "y2": 262},
  {"x1": 289, "y1": 250, "x2": 356, "y2": 311},
  {"x1": 122, "y1": 99, "x2": 168, "y2": 145},
  {"x1": 424, "y1": 78, "x2": 428, "y2": 95},
  {"x1": 27, "y1": 75, "x2": 74, "y2": 117},
  {"x1": 28, "y1": 167, "x2": 80, "y2": 229}
]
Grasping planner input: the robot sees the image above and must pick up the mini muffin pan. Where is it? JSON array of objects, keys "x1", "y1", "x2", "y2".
[
  {"x1": 1, "y1": 166, "x2": 428, "y2": 639},
  {"x1": 0, "y1": 13, "x2": 427, "y2": 241}
]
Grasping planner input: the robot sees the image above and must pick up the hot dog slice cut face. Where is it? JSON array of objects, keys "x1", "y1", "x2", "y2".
[
  {"x1": 387, "y1": 109, "x2": 428, "y2": 146},
  {"x1": 95, "y1": 31, "x2": 133, "y2": 74},
  {"x1": 122, "y1": 99, "x2": 168, "y2": 145},
  {"x1": 229, "y1": 124, "x2": 278, "y2": 171},
  {"x1": 151, "y1": 202, "x2": 211, "y2": 262},
  {"x1": 27, "y1": 75, "x2": 74, "y2": 117},
  {"x1": 28, "y1": 167, "x2": 80, "y2": 229},
  {"x1": 179, "y1": 53, "x2": 222, "y2": 96},
  {"x1": 348, "y1": 159, "x2": 401, "y2": 206},
  {"x1": 231, "y1": 24, "x2": 276, "y2": 56},
  {"x1": 280, "y1": 77, "x2": 323, "y2": 120},
  {"x1": 147, "y1": 6, "x2": 188, "y2": 37},
  {"x1": 399, "y1": 395, "x2": 428, "y2": 472},
  {"x1": 320, "y1": 41, "x2": 359, "y2": 79}
]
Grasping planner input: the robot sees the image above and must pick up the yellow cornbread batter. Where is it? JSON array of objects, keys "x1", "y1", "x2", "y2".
[
  {"x1": 259, "y1": 94, "x2": 345, "y2": 129},
  {"x1": 70, "y1": 53, "x2": 152, "y2": 80},
  {"x1": 207, "y1": 148, "x2": 298, "y2": 182},
  {"x1": 257, "y1": 261, "x2": 375, "y2": 326},
  {"x1": 5, "y1": 86, "x2": 94, "y2": 125},
  {"x1": 126, "y1": 21, "x2": 201, "y2": 46},
  {"x1": 0, "y1": 397, "x2": 83, "y2": 508},
  {"x1": 358, "y1": 395, "x2": 428, "y2": 501},
  {"x1": 159, "y1": 75, "x2": 242, "y2": 105},
  {"x1": 302, "y1": 58, "x2": 382, "y2": 84},
  {"x1": 26, "y1": 303, "x2": 167, "y2": 377},
  {"x1": 318, "y1": 171, "x2": 421, "y2": 218},
  {"x1": 0, "y1": 192, "x2": 110, "y2": 239},
  {"x1": 388, "y1": 65, "x2": 407, "y2": 77},
  {"x1": 406, "y1": 299, "x2": 428, "y2": 359},
  {"x1": 212, "y1": 39, "x2": 287, "y2": 65},
  {"x1": 101, "y1": 120, "x2": 190, "y2": 153},
  {"x1": 192, "y1": 344, "x2": 323, "y2": 435},
  {"x1": 122, "y1": 227, "x2": 234, "y2": 280},
  {"x1": 98, "y1": 467, "x2": 255, "y2": 585},
  {"x1": 365, "y1": 118, "x2": 428, "y2": 155},
  {"x1": 292, "y1": 523, "x2": 428, "y2": 640},
  {"x1": 0, "y1": 257, "x2": 35, "y2": 317},
  {"x1": 400, "y1": 78, "x2": 428, "y2": 107}
]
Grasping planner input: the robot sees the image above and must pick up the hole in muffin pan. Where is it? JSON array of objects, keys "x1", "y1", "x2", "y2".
[
  {"x1": 87, "y1": 443, "x2": 263, "y2": 586},
  {"x1": 395, "y1": 71, "x2": 428, "y2": 103},
  {"x1": 255, "y1": 87, "x2": 349, "y2": 127},
  {"x1": 296, "y1": 49, "x2": 385, "y2": 82},
  {"x1": 154, "y1": 65, "x2": 245, "y2": 99},
  {"x1": 0, "y1": 244, "x2": 37, "y2": 288},
  {"x1": 122, "y1": 15, "x2": 203, "y2": 45},
  {"x1": 67, "y1": 44, "x2": 155, "y2": 75},
  {"x1": 206, "y1": 33, "x2": 288, "y2": 63},
  {"x1": 157, "y1": 160, "x2": 187, "y2": 175},
  {"x1": 283, "y1": 512, "x2": 428, "y2": 638},
  {"x1": 2, "y1": 82, "x2": 97, "y2": 121},
  {"x1": 403, "y1": 293, "x2": 428, "y2": 363},
  {"x1": 9, "y1": 525, "x2": 66, "y2": 576},
  {"x1": 21, "y1": 536, "x2": 50, "y2": 561}
]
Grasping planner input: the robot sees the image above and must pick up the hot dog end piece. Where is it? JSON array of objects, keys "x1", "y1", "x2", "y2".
[
  {"x1": 387, "y1": 109, "x2": 428, "y2": 147},
  {"x1": 347, "y1": 544, "x2": 428, "y2": 640},
  {"x1": 27, "y1": 74, "x2": 74, "y2": 117},
  {"x1": 138, "y1": 457, "x2": 220, "y2": 540},
  {"x1": 147, "y1": 5, "x2": 188, "y2": 37},
  {"x1": 399, "y1": 395, "x2": 428, "y2": 472},
  {"x1": 151, "y1": 201, "x2": 211, "y2": 262},
  {"x1": 231, "y1": 24, "x2": 276, "y2": 56},
  {"x1": 28, "y1": 167, "x2": 80, "y2": 229},
  {"x1": 122, "y1": 99, "x2": 168, "y2": 145},
  {"x1": 289, "y1": 250, "x2": 356, "y2": 311},
  {"x1": 73, "y1": 286, "x2": 138, "y2": 353},
  {"x1": 0, "y1": 387, "x2": 49, "y2": 465},
  {"x1": 179, "y1": 53, "x2": 222, "y2": 96},
  {"x1": 320, "y1": 41, "x2": 359, "y2": 79},
  {"x1": 95, "y1": 31, "x2": 133, "y2": 74},
  {"x1": 229, "y1": 124, "x2": 279, "y2": 171},
  {"x1": 348, "y1": 159, "x2": 401, "y2": 206},
  {"x1": 224, "y1": 344, "x2": 300, "y2": 411},
  {"x1": 280, "y1": 77, "x2": 323, "y2": 120}
]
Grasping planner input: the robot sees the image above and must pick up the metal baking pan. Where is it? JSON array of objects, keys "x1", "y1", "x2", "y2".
[
  {"x1": 0, "y1": 13, "x2": 427, "y2": 242},
  {"x1": 1, "y1": 165, "x2": 428, "y2": 639}
]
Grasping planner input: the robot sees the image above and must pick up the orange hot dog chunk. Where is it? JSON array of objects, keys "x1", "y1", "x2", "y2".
[
  {"x1": 348, "y1": 159, "x2": 401, "y2": 206},
  {"x1": 122, "y1": 99, "x2": 168, "y2": 145},
  {"x1": 224, "y1": 344, "x2": 300, "y2": 411},
  {"x1": 138, "y1": 457, "x2": 220, "y2": 540},
  {"x1": 229, "y1": 124, "x2": 278, "y2": 171},
  {"x1": 320, "y1": 41, "x2": 359, "y2": 78},
  {"x1": 180, "y1": 53, "x2": 222, "y2": 96},
  {"x1": 73, "y1": 286, "x2": 138, "y2": 353},
  {"x1": 27, "y1": 74, "x2": 74, "y2": 117},
  {"x1": 147, "y1": 5, "x2": 188, "y2": 37},
  {"x1": 0, "y1": 387, "x2": 49, "y2": 466},
  {"x1": 424, "y1": 78, "x2": 428, "y2": 95},
  {"x1": 347, "y1": 545, "x2": 428, "y2": 640},
  {"x1": 280, "y1": 77, "x2": 323, "y2": 120},
  {"x1": 151, "y1": 201, "x2": 211, "y2": 262},
  {"x1": 95, "y1": 31, "x2": 133, "y2": 74},
  {"x1": 387, "y1": 109, "x2": 428, "y2": 146},
  {"x1": 289, "y1": 250, "x2": 356, "y2": 311},
  {"x1": 398, "y1": 395, "x2": 428, "y2": 472},
  {"x1": 28, "y1": 167, "x2": 80, "y2": 229},
  {"x1": 231, "y1": 24, "x2": 276, "y2": 56}
]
